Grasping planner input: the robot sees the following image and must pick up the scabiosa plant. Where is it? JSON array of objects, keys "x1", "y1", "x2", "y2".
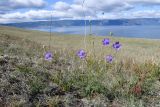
[
  {"x1": 77, "y1": 49, "x2": 87, "y2": 59},
  {"x1": 102, "y1": 37, "x2": 122, "y2": 63},
  {"x1": 105, "y1": 55, "x2": 113, "y2": 63},
  {"x1": 113, "y1": 41, "x2": 121, "y2": 51},
  {"x1": 44, "y1": 52, "x2": 53, "y2": 61},
  {"x1": 102, "y1": 38, "x2": 110, "y2": 46}
]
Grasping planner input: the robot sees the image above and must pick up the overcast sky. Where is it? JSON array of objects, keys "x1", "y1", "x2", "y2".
[{"x1": 0, "y1": 0, "x2": 160, "y2": 23}]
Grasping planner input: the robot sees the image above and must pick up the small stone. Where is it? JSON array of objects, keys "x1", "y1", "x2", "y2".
[
  {"x1": 0, "y1": 55, "x2": 8, "y2": 65},
  {"x1": 44, "y1": 83, "x2": 64, "y2": 96}
]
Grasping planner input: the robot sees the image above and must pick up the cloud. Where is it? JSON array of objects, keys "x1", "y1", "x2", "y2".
[
  {"x1": 1, "y1": 9, "x2": 160, "y2": 24},
  {"x1": 0, "y1": 10, "x2": 74, "y2": 23},
  {"x1": 10, "y1": 0, "x2": 46, "y2": 8},
  {"x1": 129, "y1": 10, "x2": 160, "y2": 18},
  {"x1": 53, "y1": 1, "x2": 70, "y2": 11},
  {"x1": 97, "y1": 10, "x2": 160, "y2": 19},
  {"x1": 126, "y1": 0, "x2": 160, "y2": 5},
  {"x1": 0, "y1": 0, "x2": 160, "y2": 23},
  {"x1": 74, "y1": 0, "x2": 133, "y2": 12},
  {"x1": 52, "y1": 1, "x2": 92, "y2": 16},
  {"x1": 0, "y1": 0, "x2": 46, "y2": 11}
]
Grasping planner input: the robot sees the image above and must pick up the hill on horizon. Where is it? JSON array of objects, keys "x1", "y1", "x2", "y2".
[{"x1": 1, "y1": 18, "x2": 160, "y2": 28}]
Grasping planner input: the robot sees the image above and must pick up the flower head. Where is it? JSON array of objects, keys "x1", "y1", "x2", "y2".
[
  {"x1": 113, "y1": 42, "x2": 121, "y2": 50},
  {"x1": 131, "y1": 84, "x2": 142, "y2": 95},
  {"x1": 77, "y1": 49, "x2": 86, "y2": 59},
  {"x1": 102, "y1": 38, "x2": 110, "y2": 46},
  {"x1": 105, "y1": 55, "x2": 113, "y2": 63},
  {"x1": 45, "y1": 52, "x2": 53, "y2": 61}
]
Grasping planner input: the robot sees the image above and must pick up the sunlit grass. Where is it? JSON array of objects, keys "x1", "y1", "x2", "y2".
[{"x1": 1, "y1": 26, "x2": 160, "y2": 63}]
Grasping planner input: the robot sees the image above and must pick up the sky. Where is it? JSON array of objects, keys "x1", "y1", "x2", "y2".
[{"x1": 0, "y1": 0, "x2": 160, "y2": 23}]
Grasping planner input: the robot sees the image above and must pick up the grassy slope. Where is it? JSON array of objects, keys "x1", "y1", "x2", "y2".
[
  {"x1": 0, "y1": 26, "x2": 160, "y2": 107},
  {"x1": 0, "y1": 26, "x2": 160, "y2": 63}
]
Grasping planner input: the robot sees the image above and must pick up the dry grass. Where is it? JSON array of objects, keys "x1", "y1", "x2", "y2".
[{"x1": 1, "y1": 26, "x2": 160, "y2": 63}]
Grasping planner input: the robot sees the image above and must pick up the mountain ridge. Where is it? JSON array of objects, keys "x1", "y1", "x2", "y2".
[{"x1": 1, "y1": 18, "x2": 160, "y2": 28}]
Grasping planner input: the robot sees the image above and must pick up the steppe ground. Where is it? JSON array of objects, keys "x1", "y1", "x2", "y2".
[{"x1": 0, "y1": 26, "x2": 160, "y2": 107}]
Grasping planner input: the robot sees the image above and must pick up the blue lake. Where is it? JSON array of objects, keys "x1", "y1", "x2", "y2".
[{"x1": 28, "y1": 26, "x2": 160, "y2": 39}]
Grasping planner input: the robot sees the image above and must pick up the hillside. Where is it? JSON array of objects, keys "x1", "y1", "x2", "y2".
[
  {"x1": 0, "y1": 26, "x2": 160, "y2": 63},
  {"x1": 0, "y1": 26, "x2": 160, "y2": 107}
]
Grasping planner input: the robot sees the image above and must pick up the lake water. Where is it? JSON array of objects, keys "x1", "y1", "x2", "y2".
[{"x1": 28, "y1": 26, "x2": 160, "y2": 39}]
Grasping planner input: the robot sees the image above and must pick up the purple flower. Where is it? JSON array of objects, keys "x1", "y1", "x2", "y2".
[
  {"x1": 102, "y1": 38, "x2": 110, "y2": 46},
  {"x1": 77, "y1": 49, "x2": 86, "y2": 59},
  {"x1": 113, "y1": 42, "x2": 121, "y2": 50},
  {"x1": 45, "y1": 52, "x2": 53, "y2": 61},
  {"x1": 105, "y1": 55, "x2": 113, "y2": 63}
]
